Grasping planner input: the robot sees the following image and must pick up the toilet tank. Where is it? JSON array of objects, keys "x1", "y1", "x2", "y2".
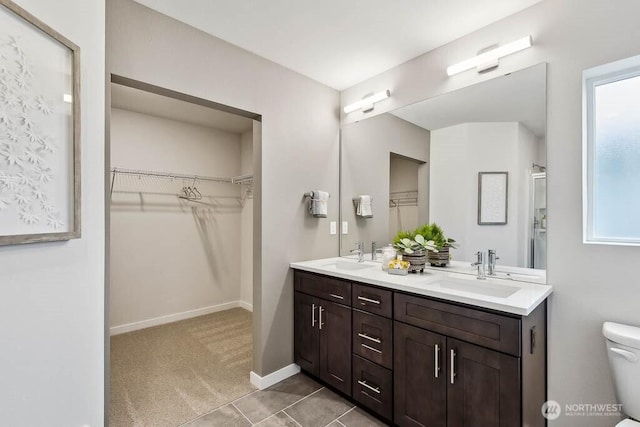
[{"x1": 603, "y1": 322, "x2": 640, "y2": 420}]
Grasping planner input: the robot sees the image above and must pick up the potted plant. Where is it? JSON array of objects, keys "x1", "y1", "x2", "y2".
[
  {"x1": 414, "y1": 223, "x2": 457, "y2": 266},
  {"x1": 392, "y1": 231, "x2": 438, "y2": 273}
]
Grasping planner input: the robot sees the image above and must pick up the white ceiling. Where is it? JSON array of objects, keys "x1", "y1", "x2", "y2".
[
  {"x1": 111, "y1": 83, "x2": 254, "y2": 133},
  {"x1": 391, "y1": 62, "x2": 546, "y2": 137},
  {"x1": 133, "y1": 0, "x2": 542, "y2": 90}
]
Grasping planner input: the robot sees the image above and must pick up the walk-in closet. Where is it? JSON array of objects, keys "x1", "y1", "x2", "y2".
[{"x1": 108, "y1": 80, "x2": 258, "y2": 426}]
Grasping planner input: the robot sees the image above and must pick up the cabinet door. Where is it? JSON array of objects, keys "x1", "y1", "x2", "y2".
[
  {"x1": 294, "y1": 292, "x2": 319, "y2": 376},
  {"x1": 394, "y1": 322, "x2": 447, "y2": 427},
  {"x1": 319, "y1": 300, "x2": 352, "y2": 395},
  {"x1": 447, "y1": 338, "x2": 520, "y2": 427}
]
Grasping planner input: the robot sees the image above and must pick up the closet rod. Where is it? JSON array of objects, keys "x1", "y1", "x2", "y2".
[{"x1": 110, "y1": 167, "x2": 253, "y2": 185}]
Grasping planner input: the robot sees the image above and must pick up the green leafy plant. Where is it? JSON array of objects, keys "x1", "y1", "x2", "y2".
[
  {"x1": 413, "y1": 223, "x2": 457, "y2": 250},
  {"x1": 393, "y1": 233, "x2": 438, "y2": 254}
]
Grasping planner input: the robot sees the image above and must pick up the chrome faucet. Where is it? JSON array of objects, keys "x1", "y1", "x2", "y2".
[
  {"x1": 487, "y1": 249, "x2": 499, "y2": 276},
  {"x1": 471, "y1": 251, "x2": 486, "y2": 280},
  {"x1": 351, "y1": 241, "x2": 365, "y2": 262}
]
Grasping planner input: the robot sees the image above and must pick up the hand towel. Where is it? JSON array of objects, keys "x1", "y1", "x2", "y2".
[
  {"x1": 309, "y1": 191, "x2": 329, "y2": 218},
  {"x1": 356, "y1": 195, "x2": 373, "y2": 218}
]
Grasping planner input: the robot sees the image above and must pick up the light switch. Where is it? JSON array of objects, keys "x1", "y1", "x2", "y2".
[
  {"x1": 330, "y1": 221, "x2": 337, "y2": 235},
  {"x1": 342, "y1": 221, "x2": 348, "y2": 234}
]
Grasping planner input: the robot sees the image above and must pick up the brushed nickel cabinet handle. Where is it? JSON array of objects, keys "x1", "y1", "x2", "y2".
[
  {"x1": 358, "y1": 333, "x2": 381, "y2": 344},
  {"x1": 358, "y1": 380, "x2": 381, "y2": 394},
  {"x1": 450, "y1": 349, "x2": 457, "y2": 384},
  {"x1": 361, "y1": 343, "x2": 382, "y2": 354},
  {"x1": 318, "y1": 306, "x2": 324, "y2": 330},
  {"x1": 434, "y1": 344, "x2": 440, "y2": 378},
  {"x1": 329, "y1": 293, "x2": 344, "y2": 300},
  {"x1": 311, "y1": 303, "x2": 316, "y2": 328},
  {"x1": 357, "y1": 296, "x2": 381, "y2": 305}
]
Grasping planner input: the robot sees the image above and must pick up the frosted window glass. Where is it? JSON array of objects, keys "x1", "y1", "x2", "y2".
[{"x1": 593, "y1": 75, "x2": 640, "y2": 240}]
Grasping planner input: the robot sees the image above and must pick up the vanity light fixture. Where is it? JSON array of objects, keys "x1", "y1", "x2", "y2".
[
  {"x1": 343, "y1": 89, "x2": 391, "y2": 114},
  {"x1": 446, "y1": 36, "x2": 533, "y2": 76}
]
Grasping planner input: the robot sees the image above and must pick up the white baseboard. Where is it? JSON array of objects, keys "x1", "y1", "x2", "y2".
[
  {"x1": 110, "y1": 300, "x2": 251, "y2": 335},
  {"x1": 238, "y1": 300, "x2": 253, "y2": 312},
  {"x1": 250, "y1": 364, "x2": 300, "y2": 390}
]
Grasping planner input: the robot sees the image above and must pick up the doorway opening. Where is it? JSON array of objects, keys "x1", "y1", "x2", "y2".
[{"x1": 106, "y1": 76, "x2": 261, "y2": 426}]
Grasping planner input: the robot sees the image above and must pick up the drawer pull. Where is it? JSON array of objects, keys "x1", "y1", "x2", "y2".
[
  {"x1": 357, "y1": 296, "x2": 381, "y2": 305},
  {"x1": 329, "y1": 293, "x2": 344, "y2": 300},
  {"x1": 358, "y1": 380, "x2": 381, "y2": 394},
  {"x1": 361, "y1": 343, "x2": 382, "y2": 354},
  {"x1": 358, "y1": 333, "x2": 381, "y2": 344},
  {"x1": 434, "y1": 344, "x2": 440, "y2": 378},
  {"x1": 311, "y1": 303, "x2": 316, "y2": 327},
  {"x1": 450, "y1": 349, "x2": 457, "y2": 384}
]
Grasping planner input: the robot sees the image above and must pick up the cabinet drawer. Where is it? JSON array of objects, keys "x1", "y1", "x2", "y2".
[
  {"x1": 353, "y1": 310, "x2": 393, "y2": 369},
  {"x1": 352, "y1": 283, "x2": 392, "y2": 317},
  {"x1": 352, "y1": 355, "x2": 393, "y2": 421},
  {"x1": 295, "y1": 271, "x2": 351, "y2": 304},
  {"x1": 394, "y1": 293, "x2": 521, "y2": 356}
]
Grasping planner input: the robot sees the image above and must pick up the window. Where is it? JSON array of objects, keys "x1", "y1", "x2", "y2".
[{"x1": 584, "y1": 55, "x2": 640, "y2": 245}]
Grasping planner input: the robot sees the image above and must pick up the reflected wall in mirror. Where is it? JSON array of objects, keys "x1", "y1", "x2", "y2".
[{"x1": 340, "y1": 62, "x2": 547, "y2": 273}]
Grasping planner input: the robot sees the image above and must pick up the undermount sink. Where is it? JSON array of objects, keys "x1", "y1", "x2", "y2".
[
  {"x1": 322, "y1": 260, "x2": 377, "y2": 271},
  {"x1": 432, "y1": 278, "x2": 520, "y2": 298}
]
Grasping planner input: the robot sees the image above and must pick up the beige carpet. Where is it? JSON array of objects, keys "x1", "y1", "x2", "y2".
[{"x1": 110, "y1": 308, "x2": 255, "y2": 427}]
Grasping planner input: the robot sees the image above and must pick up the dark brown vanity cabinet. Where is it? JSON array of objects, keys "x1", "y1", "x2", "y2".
[
  {"x1": 351, "y1": 284, "x2": 394, "y2": 421},
  {"x1": 293, "y1": 270, "x2": 547, "y2": 427},
  {"x1": 394, "y1": 293, "x2": 546, "y2": 427},
  {"x1": 294, "y1": 272, "x2": 352, "y2": 395}
]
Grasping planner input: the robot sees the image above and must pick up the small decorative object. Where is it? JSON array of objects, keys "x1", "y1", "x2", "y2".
[
  {"x1": 387, "y1": 259, "x2": 409, "y2": 275},
  {"x1": 414, "y1": 223, "x2": 458, "y2": 267},
  {"x1": 380, "y1": 244, "x2": 397, "y2": 271},
  {"x1": 0, "y1": 1, "x2": 80, "y2": 245},
  {"x1": 393, "y1": 232, "x2": 438, "y2": 273},
  {"x1": 478, "y1": 172, "x2": 508, "y2": 225}
]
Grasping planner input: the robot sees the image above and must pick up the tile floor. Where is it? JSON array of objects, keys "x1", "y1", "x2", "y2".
[{"x1": 181, "y1": 373, "x2": 389, "y2": 427}]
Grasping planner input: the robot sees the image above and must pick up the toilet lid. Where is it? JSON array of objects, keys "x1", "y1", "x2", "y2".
[{"x1": 617, "y1": 419, "x2": 640, "y2": 427}]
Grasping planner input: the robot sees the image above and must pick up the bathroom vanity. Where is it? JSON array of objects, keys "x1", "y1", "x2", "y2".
[{"x1": 290, "y1": 258, "x2": 551, "y2": 426}]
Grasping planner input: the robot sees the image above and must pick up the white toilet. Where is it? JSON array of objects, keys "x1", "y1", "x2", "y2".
[{"x1": 603, "y1": 322, "x2": 640, "y2": 426}]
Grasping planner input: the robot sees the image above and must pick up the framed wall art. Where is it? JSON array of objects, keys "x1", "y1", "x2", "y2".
[
  {"x1": 478, "y1": 171, "x2": 508, "y2": 225},
  {"x1": 0, "y1": 0, "x2": 80, "y2": 245}
]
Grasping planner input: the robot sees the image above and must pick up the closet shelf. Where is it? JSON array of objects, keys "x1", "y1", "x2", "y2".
[
  {"x1": 110, "y1": 167, "x2": 253, "y2": 202},
  {"x1": 389, "y1": 189, "x2": 418, "y2": 208}
]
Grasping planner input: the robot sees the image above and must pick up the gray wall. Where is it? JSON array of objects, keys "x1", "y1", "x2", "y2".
[
  {"x1": 0, "y1": 0, "x2": 105, "y2": 426},
  {"x1": 107, "y1": 0, "x2": 340, "y2": 376},
  {"x1": 342, "y1": 1, "x2": 640, "y2": 424}
]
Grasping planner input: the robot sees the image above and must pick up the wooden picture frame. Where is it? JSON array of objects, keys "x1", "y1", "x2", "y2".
[
  {"x1": 478, "y1": 172, "x2": 508, "y2": 225},
  {"x1": 0, "y1": 0, "x2": 80, "y2": 245}
]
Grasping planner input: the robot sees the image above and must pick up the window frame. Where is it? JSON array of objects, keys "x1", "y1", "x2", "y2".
[{"x1": 583, "y1": 54, "x2": 640, "y2": 245}]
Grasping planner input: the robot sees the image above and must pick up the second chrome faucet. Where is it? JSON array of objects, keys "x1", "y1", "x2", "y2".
[{"x1": 471, "y1": 249, "x2": 499, "y2": 280}]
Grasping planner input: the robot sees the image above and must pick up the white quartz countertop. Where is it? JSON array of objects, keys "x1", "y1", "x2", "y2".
[{"x1": 290, "y1": 257, "x2": 552, "y2": 316}]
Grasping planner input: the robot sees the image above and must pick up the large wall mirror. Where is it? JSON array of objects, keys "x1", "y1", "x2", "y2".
[{"x1": 340, "y1": 62, "x2": 547, "y2": 276}]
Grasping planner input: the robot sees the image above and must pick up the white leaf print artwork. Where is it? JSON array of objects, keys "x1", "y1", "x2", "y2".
[
  {"x1": 19, "y1": 210, "x2": 39, "y2": 224},
  {"x1": 25, "y1": 148, "x2": 42, "y2": 165},
  {"x1": 47, "y1": 215, "x2": 62, "y2": 230},
  {"x1": 0, "y1": 25, "x2": 67, "y2": 232},
  {"x1": 32, "y1": 188, "x2": 45, "y2": 200},
  {"x1": 8, "y1": 36, "x2": 24, "y2": 56},
  {"x1": 38, "y1": 136, "x2": 56, "y2": 153},
  {"x1": 35, "y1": 168, "x2": 53, "y2": 183},
  {"x1": 1, "y1": 144, "x2": 22, "y2": 166},
  {"x1": 35, "y1": 95, "x2": 52, "y2": 115}
]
